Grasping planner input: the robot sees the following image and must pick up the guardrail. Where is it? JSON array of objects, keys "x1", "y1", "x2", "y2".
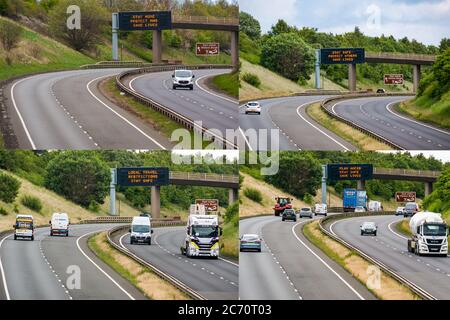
[
  {"x1": 116, "y1": 64, "x2": 237, "y2": 149},
  {"x1": 318, "y1": 213, "x2": 436, "y2": 300},
  {"x1": 173, "y1": 15, "x2": 239, "y2": 26},
  {"x1": 106, "y1": 225, "x2": 205, "y2": 300},
  {"x1": 80, "y1": 216, "x2": 182, "y2": 224},
  {"x1": 320, "y1": 93, "x2": 415, "y2": 150}
]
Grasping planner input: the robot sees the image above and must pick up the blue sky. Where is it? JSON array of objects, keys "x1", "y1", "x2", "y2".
[{"x1": 239, "y1": 0, "x2": 450, "y2": 45}]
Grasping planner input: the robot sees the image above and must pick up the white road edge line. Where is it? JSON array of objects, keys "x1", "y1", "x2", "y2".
[
  {"x1": 0, "y1": 234, "x2": 12, "y2": 300},
  {"x1": 218, "y1": 257, "x2": 239, "y2": 267},
  {"x1": 195, "y1": 73, "x2": 238, "y2": 104},
  {"x1": 10, "y1": 78, "x2": 37, "y2": 149},
  {"x1": 76, "y1": 230, "x2": 135, "y2": 300},
  {"x1": 386, "y1": 100, "x2": 450, "y2": 136},
  {"x1": 238, "y1": 126, "x2": 253, "y2": 151},
  {"x1": 387, "y1": 219, "x2": 409, "y2": 241},
  {"x1": 291, "y1": 221, "x2": 365, "y2": 300},
  {"x1": 119, "y1": 232, "x2": 130, "y2": 250},
  {"x1": 296, "y1": 101, "x2": 350, "y2": 151},
  {"x1": 86, "y1": 75, "x2": 167, "y2": 150}
]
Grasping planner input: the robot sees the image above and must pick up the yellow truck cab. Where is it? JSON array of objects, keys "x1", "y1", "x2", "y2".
[{"x1": 13, "y1": 214, "x2": 35, "y2": 241}]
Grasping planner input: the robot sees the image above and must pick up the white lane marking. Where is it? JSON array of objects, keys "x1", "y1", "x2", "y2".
[
  {"x1": 86, "y1": 75, "x2": 166, "y2": 150},
  {"x1": 238, "y1": 126, "x2": 253, "y2": 151},
  {"x1": 129, "y1": 74, "x2": 146, "y2": 92},
  {"x1": 291, "y1": 221, "x2": 365, "y2": 300},
  {"x1": 296, "y1": 100, "x2": 350, "y2": 151},
  {"x1": 195, "y1": 73, "x2": 238, "y2": 104},
  {"x1": 387, "y1": 219, "x2": 409, "y2": 240},
  {"x1": 218, "y1": 257, "x2": 239, "y2": 267},
  {"x1": 119, "y1": 232, "x2": 130, "y2": 251},
  {"x1": 10, "y1": 78, "x2": 37, "y2": 149},
  {"x1": 76, "y1": 230, "x2": 135, "y2": 300},
  {"x1": 385, "y1": 100, "x2": 450, "y2": 136},
  {"x1": 0, "y1": 234, "x2": 12, "y2": 300}
]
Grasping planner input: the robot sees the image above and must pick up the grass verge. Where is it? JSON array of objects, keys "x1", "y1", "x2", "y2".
[
  {"x1": 306, "y1": 102, "x2": 391, "y2": 150},
  {"x1": 302, "y1": 220, "x2": 419, "y2": 300},
  {"x1": 220, "y1": 218, "x2": 238, "y2": 259},
  {"x1": 210, "y1": 72, "x2": 238, "y2": 99},
  {"x1": 396, "y1": 98, "x2": 450, "y2": 129},
  {"x1": 88, "y1": 231, "x2": 189, "y2": 300},
  {"x1": 395, "y1": 219, "x2": 412, "y2": 237}
]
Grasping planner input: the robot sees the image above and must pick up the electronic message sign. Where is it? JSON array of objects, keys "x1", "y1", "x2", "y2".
[
  {"x1": 320, "y1": 48, "x2": 365, "y2": 64},
  {"x1": 327, "y1": 164, "x2": 373, "y2": 181},
  {"x1": 196, "y1": 43, "x2": 220, "y2": 56},
  {"x1": 116, "y1": 167, "x2": 170, "y2": 187},
  {"x1": 118, "y1": 11, "x2": 172, "y2": 31}
]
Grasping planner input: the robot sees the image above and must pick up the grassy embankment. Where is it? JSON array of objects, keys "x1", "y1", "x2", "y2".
[
  {"x1": 88, "y1": 232, "x2": 189, "y2": 300},
  {"x1": 302, "y1": 220, "x2": 419, "y2": 300},
  {"x1": 306, "y1": 102, "x2": 391, "y2": 150},
  {"x1": 210, "y1": 72, "x2": 239, "y2": 99}
]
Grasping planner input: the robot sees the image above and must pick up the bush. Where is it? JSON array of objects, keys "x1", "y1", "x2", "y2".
[
  {"x1": 0, "y1": 19, "x2": 22, "y2": 51},
  {"x1": 224, "y1": 201, "x2": 238, "y2": 224},
  {"x1": 0, "y1": 173, "x2": 21, "y2": 203},
  {"x1": 21, "y1": 195, "x2": 43, "y2": 212},
  {"x1": 88, "y1": 200, "x2": 100, "y2": 213},
  {"x1": 0, "y1": 207, "x2": 8, "y2": 216},
  {"x1": 243, "y1": 187, "x2": 263, "y2": 204},
  {"x1": 242, "y1": 72, "x2": 261, "y2": 88}
]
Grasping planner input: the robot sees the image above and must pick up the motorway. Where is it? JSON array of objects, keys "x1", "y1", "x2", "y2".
[
  {"x1": 239, "y1": 96, "x2": 355, "y2": 151},
  {"x1": 4, "y1": 68, "x2": 236, "y2": 150},
  {"x1": 0, "y1": 224, "x2": 146, "y2": 300},
  {"x1": 328, "y1": 215, "x2": 450, "y2": 300},
  {"x1": 328, "y1": 96, "x2": 450, "y2": 150},
  {"x1": 113, "y1": 226, "x2": 239, "y2": 300},
  {"x1": 239, "y1": 215, "x2": 375, "y2": 300}
]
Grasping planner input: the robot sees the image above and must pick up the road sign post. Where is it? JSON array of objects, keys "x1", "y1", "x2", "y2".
[
  {"x1": 321, "y1": 165, "x2": 327, "y2": 205},
  {"x1": 110, "y1": 168, "x2": 117, "y2": 215},
  {"x1": 315, "y1": 49, "x2": 321, "y2": 89},
  {"x1": 112, "y1": 13, "x2": 119, "y2": 61}
]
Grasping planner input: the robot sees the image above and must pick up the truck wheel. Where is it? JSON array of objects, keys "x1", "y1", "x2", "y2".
[
  {"x1": 374, "y1": 232, "x2": 377, "y2": 236},
  {"x1": 14, "y1": 235, "x2": 17, "y2": 240},
  {"x1": 361, "y1": 231, "x2": 364, "y2": 236},
  {"x1": 148, "y1": 239, "x2": 152, "y2": 245},
  {"x1": 31, "y1": 236, "x2": 34, "y2": 241},
  {"x1": 282, "y1": 218, "x2": 285, "y2": 221},
  {"x1": 50, "y1": 231, "x2": 53, "y2": 236},
  {"x1": 185, "y1": 243, "x2": 190, "y2": 257}
]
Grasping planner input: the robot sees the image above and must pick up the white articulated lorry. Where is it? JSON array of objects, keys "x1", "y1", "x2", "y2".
[
  {"x1": 407, "y1": 212, "x2": 448, "y2": 257},
  {"x1": 181, "y1": 204, "x2": 221, "y2": 259}
]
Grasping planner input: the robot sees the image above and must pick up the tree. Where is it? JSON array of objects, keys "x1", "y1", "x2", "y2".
[
  {"x1": 239, "y1": 11, "x2": 261, "y2": 40},
  {"x1": 422, "y1": 165, "x2": 450, "y2": 216},
  {"x1": 439, "y1": 38, "x2": 450, "y2": 52},
  {"x1": 48, "y1": 0, "x2": 108, "y2": 51},
  {"x1": 0, "y1": 19, "x2": 22, "y2": 51},
  {"x1": 45, "y1": 151, "x2": 110, "y2": 207},
  {"x1": 269, "y1": 19, "x2": 292, "y2": 36},
  {"x1": 0, "y1": 173, "x2": 21, "y2": 203},
  {"x1": 261, "y1": 32, "x2": 315, "y2": 82}
]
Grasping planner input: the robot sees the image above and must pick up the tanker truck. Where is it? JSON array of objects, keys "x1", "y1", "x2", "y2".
[{"x1": 407, "y1": 212, "x2": 448, "y2": 257}]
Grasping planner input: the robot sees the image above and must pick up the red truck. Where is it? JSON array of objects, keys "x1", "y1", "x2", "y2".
[{"x1": 273, "y1": 197, "x2": 292, "y2": 216}]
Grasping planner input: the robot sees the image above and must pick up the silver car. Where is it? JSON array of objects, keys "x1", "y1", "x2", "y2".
[
  {"x1": 361, "y1": 222, "x2": 377, "y2": 236},
  {"x1": 298, "y1": 207, "x2": 313, "y2": 219},
  {"x1": 172, "y1": 70, "x2": 195, "y2": 90},
  {"x1": 245, "y1": 101, "x2": 261, "y2": 115}
]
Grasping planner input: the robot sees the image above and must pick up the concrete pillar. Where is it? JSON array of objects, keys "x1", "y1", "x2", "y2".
[
  {"x1": 231, "y1": 31, "x2": 239, "y2": 72},
  {"x1": 424, "y1": 182, "x2": 433, "y2": 196},
  {"x1": 413, "y1": 64, "x2": 421, "y2": 93},
  {"x1": 228, "y1": 188, "x2": 238, "y2": 205},
  {"x1": 348, "y1": 64, "x2": 357, "y2": 92},
  {"x1": 151, "y1": 186, "x2": 161, "y2": 218},
  {"x1": 152, "y1": 30, "x2": 162, "y2": 64},
  {"x1": 357, "y1": 180, "x2": 365, "y2": 190},
  {"x1": 315, "y1": 49, "x2": 321, "y2": 89},
  {"x1": 112, "y1": 13, "x2": 119, "y2": 61}
]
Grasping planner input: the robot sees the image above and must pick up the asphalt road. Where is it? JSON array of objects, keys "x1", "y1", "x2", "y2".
[
  {"x1": 239, "y1": 215, "x2": 375, "y2": 300},
  {"x1": 127, "y1": 69, "x2": 238, "y2": 144},
  {"x1": 329, "y1": 96, "x2": 450, "y2": 150},
  {"x1": 116, "y1": 226, "x2": 239, "y2": 300},
  {"x1": 5, "y1": 69, "x2": 173, "y2": 150},
  {"x1": 329, "y1": 215, "x2": 450, "y2": 299},
  {"x1": 0, "y1": 224, "x2": 146, "y2": 300},
  {"x1": 239, "y1": 96, "x2": 355, "y2": 151}
]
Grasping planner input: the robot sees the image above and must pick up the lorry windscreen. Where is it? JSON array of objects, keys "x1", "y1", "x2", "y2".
[
  {"x1": 423, "y1": 224, "x2": 447, "y2": 236},
  {"x1": 132, "y1": 225, "x2": 150, "y2": 233},
  {"x1": 192, "y1": 225, "x2": 218, "y2": 238},
  {"x1": 16, "y1": 221, "x2": 32, "y2": 229}
]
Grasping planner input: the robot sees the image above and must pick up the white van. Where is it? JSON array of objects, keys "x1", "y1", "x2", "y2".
[
  {"x1": 49, "y1": 213, "x2": 69, "y2": 236},
  {"x1": 14, "y1": 214, "x2": 35, "y2": 241},
  {"x1": 368, "y1": 201, "x2": 382, "y2": 212},
  {"x1": 130, "y1": 216, "x2": 153, "y2": 245},
  {"x1": 314, "y1": 203, "x2": 327, "y2": 216}
]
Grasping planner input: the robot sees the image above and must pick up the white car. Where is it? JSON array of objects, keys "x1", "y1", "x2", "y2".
[
  {"x1": 395, "y1": 207, "x2": 405, "y2": 216},
  {"x1": 244, "y1": 101, "x2": 261, "y2": 115},
  {"x1": 355, "y1": 206, "x2": 366, "y2": 213},
  {"x1": 361, "y1": 222, "x2": 377, "y2": 236},
  {"x1": 172, "y1": 69, "x2": 195, "y2": 90}
]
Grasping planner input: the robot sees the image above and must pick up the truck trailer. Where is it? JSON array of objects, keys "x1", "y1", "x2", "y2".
[
  {"x1": 343, "y1": 189, "x2": 367, "y2": 212},
  {"x1": 407, "y1": 212, "x2": 448, "y2": 256}
]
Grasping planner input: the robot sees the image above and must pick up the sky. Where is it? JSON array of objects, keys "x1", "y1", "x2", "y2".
[{"x1": 239, "y1": 0, "x2": 450, "y2": 46}]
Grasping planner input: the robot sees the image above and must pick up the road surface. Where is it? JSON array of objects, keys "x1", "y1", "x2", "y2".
[
  {"x1": 328, "y1": 215, "x2": 450, "y2": 299},
  {"x1": 328, "y1": 96, "x2": 450, "y2": 150},
  {"x1": 239, "y1": 215, "x2": 375, "y2": 300},
  {"x1": 114, "y1": 226, "x2": 239, "y2": 300},
  {"x1": 0, "y1": 224, "x2": 146, "y2": 300},
  {"x1": 239, "y1": 96, "x2": 355, "y2": 151}
]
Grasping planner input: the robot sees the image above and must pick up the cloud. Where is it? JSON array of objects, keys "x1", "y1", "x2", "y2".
[{"x1": 239, "y1": 0, "x2": 297, "y2": 32}]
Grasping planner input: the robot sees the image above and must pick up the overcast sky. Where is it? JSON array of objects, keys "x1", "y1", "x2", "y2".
[{"x1": 239, "y1": 0, "x2": 450, "y2": 46}]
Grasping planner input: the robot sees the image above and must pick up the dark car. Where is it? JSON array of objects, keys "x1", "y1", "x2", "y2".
[
  {"x1": 376, "y1": 88, "x2": 386, "y2": 94},
  {"x1": 282, "y1": 209, "x2": 297, "y2": 222},
  {"x1": 240, "y1": 234, "x2": 262, "y2": 252}
]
